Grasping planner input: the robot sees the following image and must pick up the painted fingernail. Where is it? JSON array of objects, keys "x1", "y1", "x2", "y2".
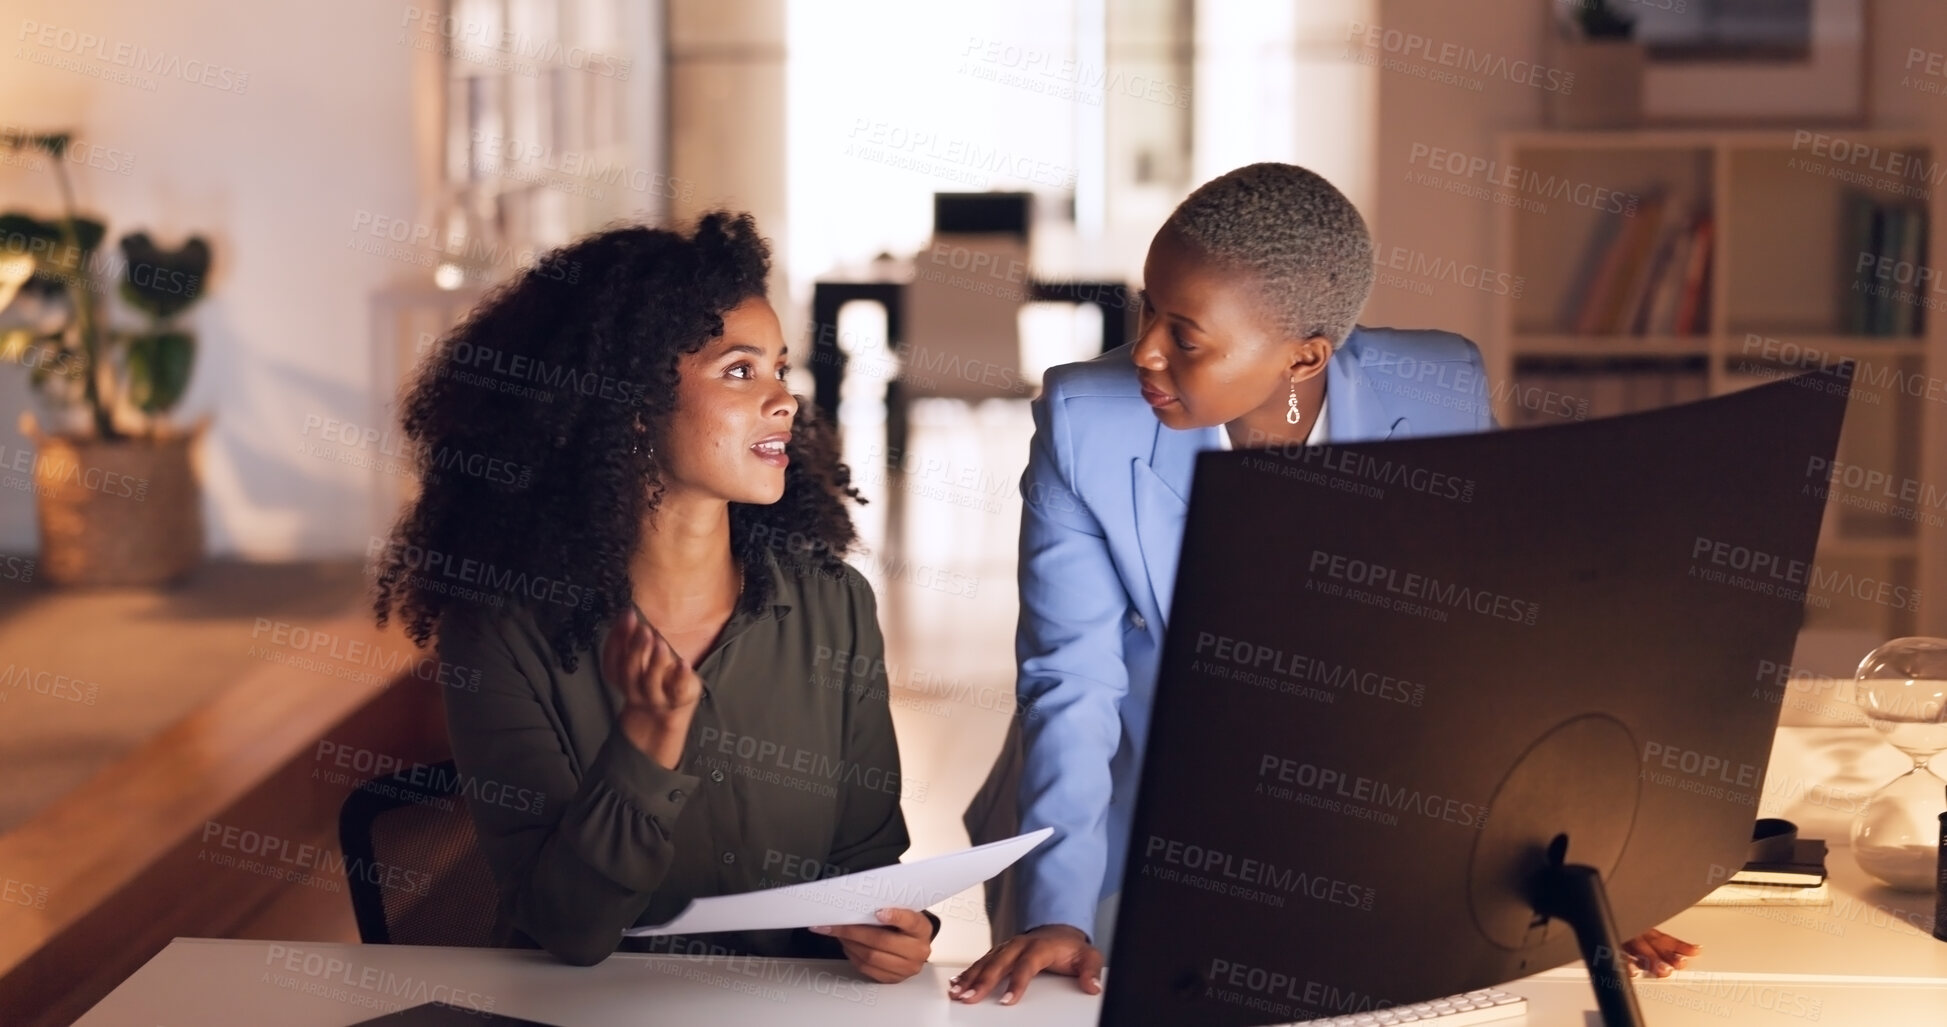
[
  {"x1": 1001, "y1": 991, "x2": 1015, "y2": 1005},
  {"x1": 947, "y1": 985, "x2": 962, "y2": 996},
  {"x1": 875, "y1": 908, "x2": 895, "y2": 923},
  {"x1": 809, "y1": 925, "x2": 831, "y2": 935}
]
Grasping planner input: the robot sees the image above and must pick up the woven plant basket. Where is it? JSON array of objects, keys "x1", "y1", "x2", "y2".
[{"x1": 19, "y1": 412, "x2": 208, "y2": 586}]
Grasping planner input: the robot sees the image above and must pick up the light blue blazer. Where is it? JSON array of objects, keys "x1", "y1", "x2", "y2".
[{"x1": 1009, "y1": 325, "x2": 1495, "y2": 939}]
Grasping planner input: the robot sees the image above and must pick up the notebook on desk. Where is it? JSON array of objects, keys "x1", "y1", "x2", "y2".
[
  {"x1": 1731, "y1": 818, "x2": 1828, "y2": 885},
  {"x1": 1696, "y1": 881, "x2": 1833, "y2": 906},
  {"x1": 1733, "y1": 838, "x2": 1828, "y2": 885}
]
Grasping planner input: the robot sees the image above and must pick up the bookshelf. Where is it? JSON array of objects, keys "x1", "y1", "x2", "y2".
[
  {"x1": 1493, "y1": 129, "x2": 1947, "y2": 667},
  {"x1": 429, "y1": 0, "x2": 656, "y2": 279}
]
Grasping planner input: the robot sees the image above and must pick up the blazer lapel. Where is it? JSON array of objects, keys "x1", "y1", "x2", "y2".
[
  {"x1": 1130, "y1": 338, "x2": 1406, "y2": 627},
  {"x1": 1328, "y1": 333, "x2": 1410, "y2": 442},
  {"x1": 1130, "y1": 421, "x2": 1211, "y2": 624}
]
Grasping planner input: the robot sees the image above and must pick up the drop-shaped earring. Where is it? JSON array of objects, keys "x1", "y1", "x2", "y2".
[{"x1": 1286, "y1": 380, "x2": 1302, "y2": 425}]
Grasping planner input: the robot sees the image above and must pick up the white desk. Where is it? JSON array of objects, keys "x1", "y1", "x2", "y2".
[
  {"x1": 73, "y1": 941, "x2": 1947, "y2": 1027},
  {"x1": 79, "y1": 729, "x2": 1947, "y2": 1026},
  {"x1": 80, "y1": 845, "x2": 1947, "y2": 1027}
]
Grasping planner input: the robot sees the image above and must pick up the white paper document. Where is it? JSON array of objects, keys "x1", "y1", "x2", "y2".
[{"x1": 622, "y1": 827, "x2": 1053, "y2": 937}]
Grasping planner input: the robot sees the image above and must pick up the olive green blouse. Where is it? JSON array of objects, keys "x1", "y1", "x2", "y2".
[{"x1": 437, "y1": 551, "x2": 917, "y2": 966}]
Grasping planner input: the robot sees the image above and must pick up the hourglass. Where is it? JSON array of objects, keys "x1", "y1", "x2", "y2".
[{"x1": 1849, "y1": 637, "x2": 1947, "y2": 892}]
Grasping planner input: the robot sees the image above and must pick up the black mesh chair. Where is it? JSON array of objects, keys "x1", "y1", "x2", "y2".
[{"x1": 337, "y1": 759, "x2": 499, "y2": 946}]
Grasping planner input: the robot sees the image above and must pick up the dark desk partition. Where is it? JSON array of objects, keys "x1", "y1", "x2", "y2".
[{"x1": 1102, "y1": 368, "x2": 1852, "y2": 1026}]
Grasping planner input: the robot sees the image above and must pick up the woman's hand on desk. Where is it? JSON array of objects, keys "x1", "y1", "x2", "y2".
[
  {"x1": 1622, "y1": 927, "x2": 1700, "y2": 977},
  {"x1": 811, "y1": 908, "x2": 933, "y2": 983},
  {"x1": 606, "y1": 609, "x2": 704, "y2": 770},
  {"x1": 949, "y1": 924, "x2": 1103, "y2": 1005}
]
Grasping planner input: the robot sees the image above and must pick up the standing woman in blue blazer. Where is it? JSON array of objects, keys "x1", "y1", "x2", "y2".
[{"x1": 951, "y1": 163, "x2": 1698, "y2": 1005}]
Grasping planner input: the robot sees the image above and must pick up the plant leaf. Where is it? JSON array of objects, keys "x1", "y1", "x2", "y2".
[
  {"x1": 126, "y1": 330, "x2": 195, "y2": 414},
  {"x1": 0, "y1": 212, "x2": 108, "y2": 285},
  {"x1": 118, "y1": 232, "x2": 210, "y2": 321}
]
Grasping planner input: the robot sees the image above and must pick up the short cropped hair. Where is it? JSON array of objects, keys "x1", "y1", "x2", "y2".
[{"x1": 1163, "y1": 163, "x2": 1374, "y2": 346}]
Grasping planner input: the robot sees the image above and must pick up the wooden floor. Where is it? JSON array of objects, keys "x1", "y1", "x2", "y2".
[
  {"x1": 848, "y1": 397, "x2": 1036, "y2": 964},
  {"x1": 0, "y1": 601, "x2": 449, "y2": 1025},
  {"x1": 0, "y1": 559, "x2": 370, "y2": 834}
]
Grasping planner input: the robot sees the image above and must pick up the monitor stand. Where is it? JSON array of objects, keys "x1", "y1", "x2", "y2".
[
  {"x1": 1534, "y1": 850, "x2": 1644, "y2": 1027},
  {"x1": 1468, "y1": 714, "x2": 1651, "y2": 1027}
]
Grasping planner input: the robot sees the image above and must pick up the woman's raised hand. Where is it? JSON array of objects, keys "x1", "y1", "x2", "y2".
[{"x1": 604, "y1": 608, "x2": 704, "y2": 769}]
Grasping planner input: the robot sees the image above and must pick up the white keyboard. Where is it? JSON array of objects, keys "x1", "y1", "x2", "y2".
[{"x1": 1288, "y1": 987, "x2": 1527, "y2": 1025}]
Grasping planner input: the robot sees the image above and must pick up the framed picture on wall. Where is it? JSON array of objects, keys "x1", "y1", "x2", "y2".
[{"x1": 1636, "y1": 0, "x2": 1867, "y2": 124}]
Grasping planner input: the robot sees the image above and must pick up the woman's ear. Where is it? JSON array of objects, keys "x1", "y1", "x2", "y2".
[{"x1": 1287, "y1": 334, "x2": 1334, "y2": 379}]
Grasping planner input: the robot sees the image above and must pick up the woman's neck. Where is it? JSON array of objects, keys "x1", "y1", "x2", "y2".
[{"x1": 631, "y1": 490, "x2": 740, "y2": 630}]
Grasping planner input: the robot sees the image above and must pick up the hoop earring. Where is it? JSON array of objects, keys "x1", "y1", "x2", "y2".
[{"x1": 1286, "y1": 381, "x2": 1302, "y2": 425}]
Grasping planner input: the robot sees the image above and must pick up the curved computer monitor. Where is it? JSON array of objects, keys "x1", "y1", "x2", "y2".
[{"x1": 1102, "y1": 368, "x2": 1852, "y2": 1025}]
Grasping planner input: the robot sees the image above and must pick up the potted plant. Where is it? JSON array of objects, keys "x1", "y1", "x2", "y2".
[
  {"x1": 1548, "y1": 0, "x2": 1645, "y2": 130},
  {"x1": 0, "y1": 130, "x2": 212, "y2": 585}
]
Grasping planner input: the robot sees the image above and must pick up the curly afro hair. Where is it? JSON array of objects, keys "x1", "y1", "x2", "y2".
[{"x1": 372, "y1": 211, "x2": 864, "y2": 672}]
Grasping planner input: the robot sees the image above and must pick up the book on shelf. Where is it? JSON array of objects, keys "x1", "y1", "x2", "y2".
[
  {"x1": 1644, "y1": 216, "x2": 1694, "y2": 335},
  {"x1": 1622, "y1": 196, "x2": 1692, "y2": 335},
  {"x1": 1561, "y1": 188, "x2": 1716, "y2": 337},
  {"x1": 1876, "y1": 205, "x2": 1903, "y2": 337},
  {"x1": 1557, "y1": 208, "x2": 1625, "y2": 332},
  {"x1": 1670, "y1": 368, "x2": 1709, "y2": 404},
  {"x1": 1844, "y1": 191, "x2": 1878, "y2": 335},
  {"x1": 1508, "y1": 363, "x2": 1706, "y2": 422},
  {"x1": 1576, "y1": 189, "x2": 1668, "y2": 335},
  {"x1": 1843, "y1": 190, "x2": 1930, "y2": 338},
  {"x1": 1615, "y1": 197, "x2": 1674, "y2": 334},
  {"x1": 1672, "y1": 213, "x2": 1712, "y2": 336},
  {"x1": 1896, "y1": 202, "x2": 1927, "y2": 337}
]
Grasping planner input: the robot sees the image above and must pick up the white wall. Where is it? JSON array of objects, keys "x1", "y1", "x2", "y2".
[
  {"x1": 1194, "y1": 0, "x2": 1379, "y2": 216},
  {"x1": 1867, "y1": 0, "x2": 1947, "y2": 140},
  {"x1": 0, "y1": 0, "x2": 421, "y2": 558},
  {"x1": 783, "y1": 0, "x2": 1085, "y2": 290},
  {"x1": 1366, "y1": 0, "x2": 1546, "y2": 345}
]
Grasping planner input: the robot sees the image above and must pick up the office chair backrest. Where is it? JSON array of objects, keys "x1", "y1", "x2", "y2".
[
  {"x1": 933, "y1": 192, "x2": 1031, "y2": 237},
  {"x1": 906, "y1": 231, "x2": 1033, "y2": 402},
  {"x1": 337, "y1": 759, "x2": 499, "y2": 946}
]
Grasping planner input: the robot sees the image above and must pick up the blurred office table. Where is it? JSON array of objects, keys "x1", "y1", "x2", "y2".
[
  {"x1": 75, "y1": 846, "x2": 1947, "y2": 1027},
  {"x1": 808, "y1": 276, "x2": 1130, "y2": 472}
]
